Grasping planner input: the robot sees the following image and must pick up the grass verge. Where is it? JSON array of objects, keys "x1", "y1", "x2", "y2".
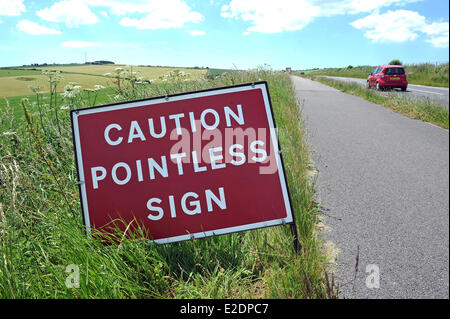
[
  {"x1": 0, "y1": 68, "x2": 333, "y2": 298},
  {"x1": 310, "y1": 76, "x2": 449, "y2": 130},
  {"x1": 297, "y1": 62, "x2": 449, "y2": 87}
]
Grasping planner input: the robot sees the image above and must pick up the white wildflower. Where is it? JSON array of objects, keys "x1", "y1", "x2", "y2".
[
  {"x1": 93, "y1": 84, "x2": 105, "y2": 91},
  {"x1": 28, "y1": 85, "x2": 42, "y2": 93},
  {"x1": 61, "y1": 82, "x2": 82, "y2": 98}
]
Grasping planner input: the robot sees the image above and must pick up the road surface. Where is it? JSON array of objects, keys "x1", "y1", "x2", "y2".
[
  {"x1": 291, "y1": 76, "x2": 449, "y2": 299},
  {"x1": 321, "y1": 76, "x2": 449, "y2": 109}
]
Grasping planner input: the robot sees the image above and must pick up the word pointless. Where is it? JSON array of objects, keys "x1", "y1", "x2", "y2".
[
  {"x1": 90, "y1": 104, "x2": 268, "y2": 190},
  {"x1": 91, "y1": 142, "x2": 267, "y2": 189}
]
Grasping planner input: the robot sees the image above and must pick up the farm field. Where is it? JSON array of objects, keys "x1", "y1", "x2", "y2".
[
  {"x1": 0, "y1": 69, "x2": 42, "y2": 77},
  {"x1": 26, "y1": 64, "x2": 208, "y2": 79},
  {"x1": 0, "y1": 72, "x2": 110, "y2": 98},
  {"x1": 0, "y1": 65, "x2": 207, "y2": 97}
]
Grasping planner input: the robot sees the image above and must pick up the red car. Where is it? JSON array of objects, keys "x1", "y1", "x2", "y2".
[{"x1": 367, "y1": 65, "x2": 408, "y2": 91}]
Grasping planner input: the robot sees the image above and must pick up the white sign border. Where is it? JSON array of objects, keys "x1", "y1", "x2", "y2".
[{"x1": 71, "y1": 82, "x2": 295, "y2": 244}]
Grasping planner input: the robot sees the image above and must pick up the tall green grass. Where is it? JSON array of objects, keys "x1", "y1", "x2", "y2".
[
  {"x1": 0, "y1": 68, "x2": 333, "y2": 298},
  {"x1": 299, "y1": 62, "x2": 449, "y2": 87},
  {"x1": 406, "y1": 63, "x2": 449, "y2": 87},
  {"x1": 311, "y1": 76, "x2": 449, "y2": 129}
]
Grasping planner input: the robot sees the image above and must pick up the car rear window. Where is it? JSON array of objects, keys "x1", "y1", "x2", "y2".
[{"x1": 385, "y1": 68, "x2": 405, "y2": 75}]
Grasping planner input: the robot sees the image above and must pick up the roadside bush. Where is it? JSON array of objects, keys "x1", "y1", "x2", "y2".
[{"x1": 388, "y1": 59, "x2": 403, "y2": 65}]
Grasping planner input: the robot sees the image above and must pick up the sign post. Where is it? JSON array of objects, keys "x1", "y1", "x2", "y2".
[{"x1": 71, "y1": 82, "x2": 299, "y2": 249}]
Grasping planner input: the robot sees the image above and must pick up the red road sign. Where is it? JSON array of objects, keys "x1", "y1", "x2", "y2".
[{"x1": 71, "y1": 82, "x2": 294, "y2": 244}]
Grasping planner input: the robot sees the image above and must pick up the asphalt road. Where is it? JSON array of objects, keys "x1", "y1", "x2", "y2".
[
  {"x1": 291, "y1": 76, "x2": 449, "y2": 299},
  {"x1": 322, "y1": 76, "x2": 449, "y2": 109}
]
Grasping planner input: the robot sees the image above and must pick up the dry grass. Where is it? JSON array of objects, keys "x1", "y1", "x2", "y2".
[
  {"x1": 30, "y1": 64, "x2": 206, "y2": 80},
  {"x1": 0, "y1": 65, "x2": 207, "y2": 97},
  {"x1": 0, "y1": 73, "x2": 111, "y2": 97}
]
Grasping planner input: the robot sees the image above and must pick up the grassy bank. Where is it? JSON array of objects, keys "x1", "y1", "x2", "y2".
[
  {"x1": 310, "y1": 76, "x2": 449, "y2": 129},
  {"x1": 0, "y1": 69, "x2": 332, "y2": 298},
  {"x1": 298, "y1": 63, "x2": 449, "y2": 87}
]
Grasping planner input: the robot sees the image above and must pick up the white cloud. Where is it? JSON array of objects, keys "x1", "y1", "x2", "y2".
[
  {"x1": 423, "y1": 22, "x2": 449, "y2": 48},
  {"x1": 82, "y1": 0, "x2": 202, "y2": 30},
  {"x1": 117, "y1": 0, "x2": 203, "y2": 30},
  {"x1": 84, "y1": 0, "x2": 152, "y2": 16},
  {"x1": 220, "y1": 0, "x2": 447, "y2": 48},
  {"x1": 350, "y1": 10, "x2": 449, "y2": 48},
  {"x1": 17, "y1": 20, "x2": 62, "y2": 35},
  {"x1": 221, "y1": 0, "x2": 319, "y2": 34},
  {"x1": 33, "y1": 0, "x2": 202, "y2": 32},
  {"x1": 61, "y1": 41, "x2": 102, "y2": 48},
  {"x1": 188, "y1": 30, "x2": 206, "y2": 36},
  {"x1": 37, "y1": 0, "x2": 99, "y2": 28},
  {"x1": 0, "y1": 0, "x2": 25, "y2": 16},
  {"x1": 313, "y1": 0, "x2": 421, "y2": 16},
  {"x1": 220, "y1": 0, "x2": 421, "y2": 34},
  {"x1": 350, "y1": 10, "x2": 425, "y2": 43}
]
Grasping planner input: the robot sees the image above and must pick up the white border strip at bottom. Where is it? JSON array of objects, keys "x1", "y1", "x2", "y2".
[{"x1": 153, "y1": 217, "x2": 291, "y2": 244}]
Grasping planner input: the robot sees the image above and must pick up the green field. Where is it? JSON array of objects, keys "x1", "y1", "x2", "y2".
[
  {"x1": 295, "y1": 62, "x2": 449, "y2": 87},
  {"x1": 0, "y1": 65, "x2": 207, "y2": 97},
  {"x1": 0, "y1": 68, "x2": 334, "y2": 298},
  {"x1": 0, "y1": 69, "x2": 43, "y2": 77}
]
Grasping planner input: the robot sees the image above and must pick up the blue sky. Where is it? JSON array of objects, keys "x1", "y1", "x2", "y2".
[{"x1": 0, "y1": 0, "x2": 448, "y2": 69}]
